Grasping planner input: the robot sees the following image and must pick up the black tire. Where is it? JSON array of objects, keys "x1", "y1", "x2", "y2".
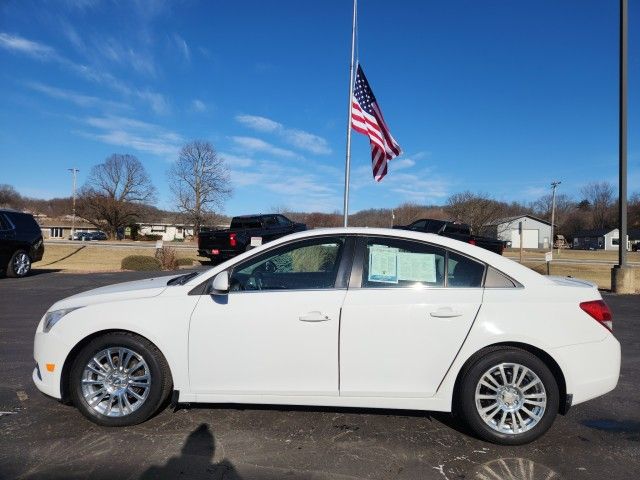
[
  {"x1": 6, "y1": 250, "x2": 31, "y2": 278},
  {"x1": 69, "y1": 332, "x2": 172, "y2": 427},
  {"x1": 457, "y1": 347, "x2": 559, "y2": 445}
]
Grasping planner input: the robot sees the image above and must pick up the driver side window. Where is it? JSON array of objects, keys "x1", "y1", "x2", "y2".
[{"x1": 229, "y1": 237, "x2": 345, "y2": 291}]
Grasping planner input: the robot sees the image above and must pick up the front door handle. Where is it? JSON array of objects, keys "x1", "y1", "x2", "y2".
[
  {"x1": 430, "y1": 307, "x2": 463, "y2": 318},
  {"x1": 299, "y1": 311, "x2": 331, "y2": 322}
]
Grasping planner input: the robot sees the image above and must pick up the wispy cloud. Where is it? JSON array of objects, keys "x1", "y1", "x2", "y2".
[
  {"x1": 26, "y1": 81, "x2": 128, "y2": 110},
  {"x1": 391, "y1": 158, "x2": 416, "y2": 171},
  {"x1": 1, "y1": 32, "x2": 168, "y2": 114},
  {"x1": 190, "y1": 99, "x2": 206, "y2": 112},
  {"x1": 351, "y1": 164, "x2": 450, "y2": 204},
  {"x1": 172, "y1": 33, "x2": 190, "y2": 62},
  {"x1": 230, "y1": 136, "x2": 298, "y2": 159},
  {"x1": 230, "y1": 159, "x2": 340, "y2": 212},
  {"x1": 77, "y1": 114, "x2": 183, "y2": 158},
  {"x1": 218, "y1": 152, "x2": 253, "y2": 168},
  {"x1": 0, "y1": 32, "x2": 57, "y2": 59},
  {"x1": 236, "y1": 114, "x2": 332, "y2": 155}
]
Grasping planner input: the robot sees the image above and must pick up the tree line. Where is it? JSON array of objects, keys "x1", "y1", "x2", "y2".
[
  {"x1": 1, "y1": 140, "x2": 231, "y2": 239},
  {"x1": 1, "y1": 141, "x2": 639, "y2": 239},
  {"x1": 282, "y1": 184, "x2": 640, "y2": 238}
]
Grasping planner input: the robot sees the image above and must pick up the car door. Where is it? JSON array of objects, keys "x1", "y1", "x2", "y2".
[
  {"x1": 340, "y1": 236, "x2": 485, "y2": 398},
  {"x1": 189, "y1": 235, "x2": 353, "y2": 396}
]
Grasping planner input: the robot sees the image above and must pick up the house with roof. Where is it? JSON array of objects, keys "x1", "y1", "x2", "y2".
[
  {"x1": 483, "y1": 215, "x2": 553, "y2": 249},
  {"x1": 571, "y1": 228, "x2": 640, "y2": 251}
]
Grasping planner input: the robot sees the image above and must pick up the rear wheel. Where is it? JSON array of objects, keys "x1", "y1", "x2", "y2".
[
  {"x1": 6, "y1": 250, "x2": 31, "y2": 277},
  {"x1": 69, "y1": 332, "x2": 172, "y2": 426},
  {"x1": 457, "y1": 348, "x2": 559, "y2": 445}
]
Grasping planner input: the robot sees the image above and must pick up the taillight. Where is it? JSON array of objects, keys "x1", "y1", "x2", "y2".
[
  {"x1": 580, "y1": 300, "x2": 613, "y2": 332},
  {"x1": 229, "y1": 233, "x2": 237, "y2": 247},
  {"x1": 468, "y1": 239, "x2": 476, "y2": 246}
]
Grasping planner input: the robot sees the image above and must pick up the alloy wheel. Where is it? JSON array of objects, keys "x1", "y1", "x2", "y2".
[
  {"x1": 474, "y1": 362, "x2": 547, "y2": 435},
  {"x1": 13, "y1": 253, "x2": 31, "y2": 276},
  {"x1": 80, "y1": 347, "x2": 151, "y2": 417}
]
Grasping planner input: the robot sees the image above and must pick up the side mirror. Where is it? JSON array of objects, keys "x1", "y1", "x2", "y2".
[{"x1": 210, "y1": 271, "x2": 229, "y2": 294}]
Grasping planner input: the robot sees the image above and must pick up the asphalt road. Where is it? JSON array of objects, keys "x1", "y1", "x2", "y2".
[{"x1": 0, "y1": 270, "x2": 638, "y2": 480}]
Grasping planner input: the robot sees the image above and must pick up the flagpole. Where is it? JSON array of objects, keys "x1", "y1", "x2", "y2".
[{"x1": 343, "y1": 0, "x2": 357, "y2": 227}]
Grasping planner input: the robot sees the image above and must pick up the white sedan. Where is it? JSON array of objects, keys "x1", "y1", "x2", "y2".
[{"x1": 33, "y1": 228, "x2": 620, "y2": 444}]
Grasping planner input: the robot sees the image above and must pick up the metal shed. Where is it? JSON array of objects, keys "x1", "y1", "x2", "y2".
[{"x1": 483, "y1": 215, "x2": 553, "y2": 249}]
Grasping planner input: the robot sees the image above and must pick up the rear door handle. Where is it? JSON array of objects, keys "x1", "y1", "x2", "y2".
[
  {"x1": 299, "y1": 311, "x2": 331, "y2": 322},
  {"x1": 430, "y1": 307, "x2": 463, "y2": 318}
]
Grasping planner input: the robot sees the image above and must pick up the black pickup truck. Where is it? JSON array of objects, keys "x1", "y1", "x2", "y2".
[
  {"x1": 394, "y1": 219, "x2": 506, "y2": 255},
  {"x1": 198, "y1": 214, "x2": 306, "y2": 262}
]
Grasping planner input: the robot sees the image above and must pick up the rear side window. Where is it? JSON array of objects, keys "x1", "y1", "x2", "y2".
[
  {"x1": 447, "y1": 251, "x2": 485, "y2": 288},
  {"x1": 6, "y1": 212, "x2": 39, "y2": 233},
  {"x1": 361, "y1": 238, "x2": 446, "y2": 288},
  {"x1": 0, "y1": 214, "x2": 11, "y2": 230},
  {"x1": 485, "y1": 266, "x2": 518, "y2": 288}
]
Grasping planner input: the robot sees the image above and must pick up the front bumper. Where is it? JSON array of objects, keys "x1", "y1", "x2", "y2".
[{"x1": 32, "y1": 329, "x2": 72, "y2": 399}]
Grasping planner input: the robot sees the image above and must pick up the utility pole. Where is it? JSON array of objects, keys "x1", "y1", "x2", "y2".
[
  {"x1": 612, "y1": 0, "x2": 634, "y2": 293},
  {"x1": 68, "y1": 168, "x2": 79, "y2": 239},
  {"x1": 550, "y1": 181, "x2": 561, "y2": 252}
]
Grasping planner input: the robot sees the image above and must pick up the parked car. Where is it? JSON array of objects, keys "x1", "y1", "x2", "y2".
[
  {"x1": 72, "y1": 231, "x2": 107, "y2": 241},
  {"x1": 89, "y1": 231, "x2": 108, "y2": 241},
  {"x1": 394, "y1": 219, "x2": 507, "y2": 255},
  {"x1": 33, "y1": 227, "x2": 620, "y2": 444},
  {"x1": 198, "y1": 214, "x2": 306, "y2": 262},
  {"x1": 0, "y1": 209, "x2": 44, "y2": 277}
]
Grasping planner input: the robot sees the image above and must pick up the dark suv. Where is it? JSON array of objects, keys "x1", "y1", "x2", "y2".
[{"x1": 0, "y1": 209, "x2": 44, "y2": 277}]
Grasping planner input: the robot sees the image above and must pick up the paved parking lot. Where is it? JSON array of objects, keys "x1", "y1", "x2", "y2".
[{"x1": 0, "y1": 270, "x2": 638, "y2": 480}]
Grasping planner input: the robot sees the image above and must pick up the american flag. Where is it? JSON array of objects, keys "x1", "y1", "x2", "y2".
[{"x1": 351, "y1": 64, "x2": 402, "y2": 182}]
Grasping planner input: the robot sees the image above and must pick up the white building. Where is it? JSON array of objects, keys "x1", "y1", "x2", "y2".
[
  {"x1": 484, "y1": 215, "x2": 553, "y2": 249},
  {"x1": 136, "y1": 222, "x2": 195, "y2": 242},
  {"x1": 572, "y1": 228, "x2": 639, "y2": 251}
]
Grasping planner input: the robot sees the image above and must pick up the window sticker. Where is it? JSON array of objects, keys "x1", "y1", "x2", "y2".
[
  {"x1": 397, "y1": 252, "x2": 437, "y2": 283},
  {"x1": 368, "y1": 245, "x2": 398, "y2": 283}
]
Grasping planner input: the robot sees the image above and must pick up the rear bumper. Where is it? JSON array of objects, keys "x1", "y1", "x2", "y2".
[
  {"x1": 197, "y1": 249, "x2": 238, "y2": 260},
  {"x1": 553, "y1": 333, "x2": 621, "y2": 405}
]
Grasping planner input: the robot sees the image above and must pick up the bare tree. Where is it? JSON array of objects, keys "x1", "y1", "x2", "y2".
[
  {"x1": 445, "y1": 191, "x2": 506, "y2": 233},
  {"x1": 580, "y1": 182, "x2": 615, "y2": 229},
  {"x1": 168, "y1": 140, "x2": 231, "y2": 233},
  {"x1": 0, "y1": 184, "x2": 22, "y2": 209},
  {"x1": 78, "y1": 154, "x2": 156, "y2": 238},
  {"x1": 629, "y1": 192, "x2": 640, "y2": 229},
  {"x1": 531, "y1": 193, "x2": 574, "y2": 232}
]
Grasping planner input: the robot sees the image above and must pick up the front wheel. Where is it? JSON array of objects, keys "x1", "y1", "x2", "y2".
[
  {"x1": 6, "y1": 250, "x2": 31, "y2": 277},
  {"x1": 69, "y1": 332, "x2": 172, "y2": 427},
  {"x1": 457, "y1": 348, "x2": 559, "y2": 445}
]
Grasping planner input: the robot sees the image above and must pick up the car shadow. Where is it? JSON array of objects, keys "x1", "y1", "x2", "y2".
[
  {"x1": 174, "y1": 403, "x2": 475, "y2": 438},
  {"x1": 139, "y1": 423, "x2": 242, "y2": 480},
  {"x1": 27, "y1": 268, "x2": 63, "y2": 276}
]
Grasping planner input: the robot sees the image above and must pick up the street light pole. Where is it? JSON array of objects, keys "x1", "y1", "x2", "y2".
[
  {"x1": 612, "y1": 0, "x2": 633, "y2": 293},
  {"x1": 618, "y1": 0, "x2": 628, "y2": 268},
  {"x1": 68, "y1": 168, "x2": 79, "y2": 239},
  {"x1": 550, "y1": 181, "x2": 561, "y2": 252}
]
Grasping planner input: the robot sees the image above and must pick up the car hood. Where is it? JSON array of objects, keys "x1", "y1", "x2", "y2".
[{"x1": 48, "y1": 274, "x2": 182, "y2": 310}]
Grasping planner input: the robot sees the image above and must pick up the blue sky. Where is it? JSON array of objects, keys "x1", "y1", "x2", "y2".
[{"x1": 0, "y1": 0, "x2": 638, "y2": 216}]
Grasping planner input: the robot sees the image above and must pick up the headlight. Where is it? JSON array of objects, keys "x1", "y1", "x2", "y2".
[{"x1": 43, "y1": 307, "x2": 81, "y2": 333}]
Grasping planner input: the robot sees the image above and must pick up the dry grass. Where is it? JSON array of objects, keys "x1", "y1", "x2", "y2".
[
  {"x1": 38, "y1": 244, "x2": 199, "y2": 272},
  {"x1": 505, "y1": 249, "x2": 640, "y2": 262},
  {"x1": 522, "y1": 261, "x2": 640, "y2": 290}
]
